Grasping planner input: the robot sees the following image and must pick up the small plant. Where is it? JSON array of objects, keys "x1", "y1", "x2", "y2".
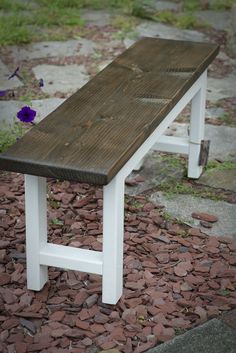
[
  {"x1": 217, "y1": 289, "x2": 232, "y2": 297},
  {"x1": 205, "y1": 160, "x2": 236, "y2": 172},
  {"x1": 175, "y1": 14, "x2": 201, "y2": 29},
  {"x1": 161, "y1": 211, "x2": 172, "y2": 222},
  {"x1": 0, "y1": 15, "x2": 32, "y2": 45},
  {"x1": 0, "y1": 0, "x2": 28, "y2": 11},
  {"x1": 152, "y1": 10, "x2": 176, "y2": 25},
  {"x1": 159, "y1": 180, "x2": 224, "y2": 201},
  {"x1": 51, "y1": 218, "x2": 64, "y2": 226},
  {"x1": 209, "y1": 0, "x2": 236, "y2": 10},
  {"x1": 49, "y1": 199, "x2": 61, "y2": 209},
  {"x1": 137, "y1": 315, "x2": 145, "y2": 323},
  {"x1": 0, "y1": 66, "x2": 40, "y2": 152},
  {"x1": 0, "y1": 124, "x2": 30, "y2": 153},
  {"x1": 183, "y1": 0, "x2": 201, "y2": 11},
  {"x1": 175, "y1": 328, "x2": 187, "y2": 336},
  {"x1": 112, "y1": 15, "x2": 138, "y2": 39},
  {"x1": 0, "y1": 0, "x2": 85, "y2": 45},
  {"x1": 219, "y1": 112, "x2": 236, "y2": 127}
]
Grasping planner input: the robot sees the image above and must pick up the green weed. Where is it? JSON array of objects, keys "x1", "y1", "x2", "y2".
[
  {"x1": 0, "y1": 0, "x2": 28, "y2": 11},
  {"x1": 51, "y1": 218, "x2": 64, "y2": 225},
  {"x1": 175, "y1": 328, "x2": 187, "y2": 335},
  {"x1": 183, "y1": 0, "x2": 236, "y2": 11},
  {"x1": 0, "y1": 14, "x2": 32, "y2": 45},
  {"x1": 218, "y1": 112, "x2": 236, "y2": 127},
  {"x1": 49, "y1": 199, "x2": 61, "y2": 209},
  {"x1": 34, "y1": 7, "x2": 84, "y2": 27},
  {"x1": 37, "y1": 0, "x2": 82, "y2": 8},
  {"x1": 161, "y1": 211, "x2": 172, "y2": 222},
  {"x1": 152, "y1": 10, "x2": 176, "y2": 24},
  {"x1": 161, "y1": 155, "x2": 184, "y2": 169},
  {"x1": 205, "y1": 160, "x2": 236, "y2": 171},
  {"x1": 0, "y1": 0, "x2": 84, "y2": 45},
  {"x1": 140, "y1": 8, "x2": 204, "y2": 29},
  {"x1": 175, "y1": 13, "x2": 201, "y2": 29},
  {"x1": 183, "y1": 0, "x2": 201, "y2": 11},
  {"x1": 0, "y1": 124, "x2": 30, "y2": 153},
  {"x1": 209, "y1": 0, "x2": 236, "y2": 10},
  {"x1": 218, "y1": 289, "x2": 232, "y2": 296},
  {"x1": 81, "y1": 0, "x2": 137, "y2": 12},
  {"x1": 159, "y1": 181, "x2": 224, "y2": 201}
]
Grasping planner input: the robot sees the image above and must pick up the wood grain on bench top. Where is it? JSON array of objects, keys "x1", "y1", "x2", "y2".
[{"x1": 0, "y1": 38, "x2": 219, "y2": 185}]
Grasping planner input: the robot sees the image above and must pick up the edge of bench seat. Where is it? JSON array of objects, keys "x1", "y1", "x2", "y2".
[{"x1": 0, "y1": 37, "x2": 220, "y2": 185}]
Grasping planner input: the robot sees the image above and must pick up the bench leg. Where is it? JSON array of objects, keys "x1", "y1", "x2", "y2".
[
  {"x1": 188, "y1": 71, "x2": 207, "y2": 178},
  {"x1": 133, "y1": 157, "x2": 145, "y2": 171},
  {"x1": 102, "y1": 174, "x2": 124, "y2": 304},
  {"x1": 24, "y1": 175, "x2": 48, "y2": 290}
]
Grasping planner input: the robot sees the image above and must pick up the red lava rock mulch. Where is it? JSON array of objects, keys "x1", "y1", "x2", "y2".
[{"x1": 0, "y1": 172, "x2": 236, "y2": 353}]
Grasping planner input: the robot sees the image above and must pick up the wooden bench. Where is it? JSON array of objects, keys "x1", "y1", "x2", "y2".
[{"x1": 0, "y1": 38, "x2": 219, "y2": 304}]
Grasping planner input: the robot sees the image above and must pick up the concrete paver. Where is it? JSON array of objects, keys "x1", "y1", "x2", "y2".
[
  {"x1": 150, "y1": 192, "x2": 236, "y2": 238},
  {"x1": 9, "y1": 39, "x2": 97, "y2": 61},
  {"x1": 147, "y1": 319, "x2": 236, "y2": 353},
  {"x1": 32, "y1": 64, "x2": 89, "y2": 95},
  {"x1": 197, "y1": 169, "x2": 236, "y2": 193},
  {"x1": 136, "y1": 21, "x2": 207, "y2": 42},
  {"x1": 195, "y1": 10, "x2": 231, "y2": 31},
  {"x1": 207, "y1": 75, "x2": 236, "y2": 101}
]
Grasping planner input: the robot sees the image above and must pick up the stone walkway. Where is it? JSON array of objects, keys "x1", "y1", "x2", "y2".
[{"x1": 0, "y1": 3, "x2": 236, "y2": 352}]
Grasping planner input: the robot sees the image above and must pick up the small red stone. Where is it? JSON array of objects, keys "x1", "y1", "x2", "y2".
[{"x1": 191, "y1": 212, "x2": 218, "y2": 223}]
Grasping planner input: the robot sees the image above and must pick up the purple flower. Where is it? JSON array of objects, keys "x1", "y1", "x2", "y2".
[
  {"x1": 17, "y1": 106, "x2": 36, "y2": 123},
  {"x1": 0, "y1": 90, "x2": 6, "y2": 97},
  {"x1": 39, "y1": 78, "x2": 44, "y2": 87}
]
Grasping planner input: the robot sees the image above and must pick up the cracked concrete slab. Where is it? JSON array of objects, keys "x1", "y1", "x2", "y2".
[
  {"x1": 205, "y1": 107, "x2": 226, "y2": 120},
  {"x1": 147, "y1": 319, "x2": 236, "y2": 353},
  {"x1": 136, "y1": 21, "x2": 207, "y2": 42},
  {"x1": 197, "y1": 169, "x2": 236, "y2": 193},
  {"x1": 32, "y1": 64, "x2": 89, "y2": 95},
  {"x1": 125, "y1": 151, "x2": 184, "y2": 196},
  {"x1": 207, "y1": 75, "x2": 236, "y2": 101},
  {"x1": 9, "y1": 39, "x2": 96, "y2": 61},
  {"x1": 0, "y1": 59, "x2": 23, "y2": 91},
  {"x1": 149, "y1": 192, "x2": 236, "y2": 238},
  {"x1": 195, "y1": 10, "x2": 231, "y2": 31},
  {"x1": 31, "y1": 98, "x2": 66, "y2": 122}
]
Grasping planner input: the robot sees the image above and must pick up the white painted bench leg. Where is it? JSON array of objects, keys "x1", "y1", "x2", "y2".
[
  {"x1": 133, "y1": 157, "x2": 145, "y2": 171},
  {"x1": 102, "y1": 174, "x2": 124, "y2": 304},
  {"x1": 25, "y1": 175, "x2": 48, "y2": 290},
  {"x1": 188, "y1": 71, "x2": 207, "y2": 178}
]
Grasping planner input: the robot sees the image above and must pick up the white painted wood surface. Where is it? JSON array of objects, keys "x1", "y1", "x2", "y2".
[{"x1": 24, "y1": 71, "x2": 207, "y2": 304}]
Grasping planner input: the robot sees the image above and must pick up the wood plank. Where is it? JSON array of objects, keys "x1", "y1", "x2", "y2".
[{"x1": 0, "y1": 38, "x2": 219, "y2": 185}]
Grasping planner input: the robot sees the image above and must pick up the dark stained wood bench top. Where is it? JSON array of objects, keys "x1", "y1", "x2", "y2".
[{"x1": 0, "y1": 38, "x2": 219, "y2": 185}]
